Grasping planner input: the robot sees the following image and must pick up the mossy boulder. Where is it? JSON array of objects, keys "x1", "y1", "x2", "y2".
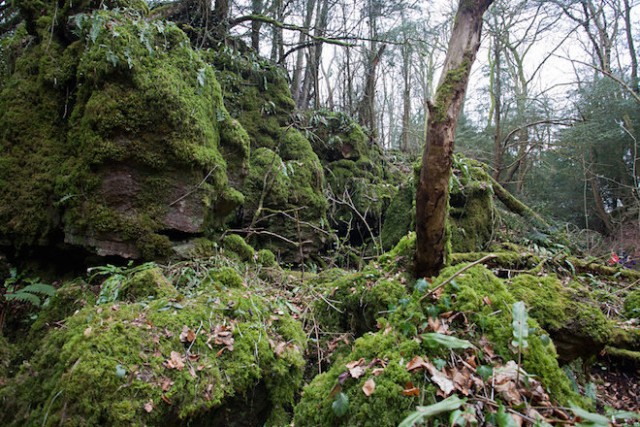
[
  {"x1": 297, "y1": 257, "x2": 582, "y2": 426},
  {"x1": 508, "y1": 274, "x2": 612, "y2": 361},
  {"x1": 0, "y1": 6, "x2": 248, "y2": 259},
  {"x1": 380, "y1": 155, "x2": 495, "y2": 253},
  {"x1": 624, "y1": 290, "x2": 640, "y2": 319},
  {"x1": 222, "y1": 234, "x2": 255, "y2": 262},
  {"x1": 1, "y1": 272, "x2": 306, "y2": 426},
  {"x1": 305, "y1": 111, "x2": 396, "y2": 248},
  {"x1": 239, "y1": 130, "x2": 330, "y2": 262}
]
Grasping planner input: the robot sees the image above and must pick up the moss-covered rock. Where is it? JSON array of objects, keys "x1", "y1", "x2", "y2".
[
  {"x1": 624, "y1": 290, "x2": 640, "y2": 319},
  {"x1": 380, "y1": 155, "x2": 495, "y2": 253},
  {"x1": 1, "y1": 272, "x2": 306, "y2": 426},
  {"x1": 0, "y1": 6, "x2": 248, "y2": 259},
  {"x1": 222, "y1": 234, "x2": 255, "y2": 262},
  {"x1": 239, "y1": 130, "x2": 330, "y2": 262},
  {"x1": 508, "y1": 274, "x2": 611, "y2": 361}
]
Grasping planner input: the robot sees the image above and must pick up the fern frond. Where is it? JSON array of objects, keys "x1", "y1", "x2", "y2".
[
  {"x1": 6, "y1": 292, "x2": 42, "y2": 306},
  {"x1": 20, "y1": 283, "x2": 56, "y2": 297}
]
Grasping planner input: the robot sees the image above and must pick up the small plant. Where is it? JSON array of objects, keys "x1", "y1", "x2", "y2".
[
  {"x1": 1, "y1": 268, "x2": 56, "y2": 332},
  {"x1": 88, "y1": 261, "x2": 156, "y2": 305},
  {"x1": 511, "y1": 301, "x2": 529, "y2": 385}
]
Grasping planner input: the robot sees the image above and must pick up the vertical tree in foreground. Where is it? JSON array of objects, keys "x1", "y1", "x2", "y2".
[{"x1": 415, "y1": 0, "x2": 494, "y2": 278}]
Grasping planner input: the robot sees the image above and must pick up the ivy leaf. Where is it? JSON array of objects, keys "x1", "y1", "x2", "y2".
[
  {"x1": 415, "y1": 278, "x2": 428, "y2": 293},
  {"x1": 569, "y1": 403, "x2": 610, "y2": 426},
  {"x1": 511, "y1": 301, "x2": 529, "y2": 351},
  {"x1": 115, "y1": 364, "x2": 127, "y2": 378},
  {"x1": 197, "y1": 68, "x2": 207, "y2": 88},
  {"x1": 422, "y1": 333, "x2": 474, "y2": 350},
  {"x1": 331, "y1": 392, "x2": 349, "y2": 417},
  {"x1": 477, "y1": 365, "x2": 493, "y2": 381},
  {"x1": 497, "y1": 404, "x2": 518, "y2": 427},
  {"x1": 398, "y1": 395, "x2": 465, "y2": 427}
]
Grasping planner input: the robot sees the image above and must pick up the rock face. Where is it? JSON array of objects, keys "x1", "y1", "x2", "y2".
[{"x1": 0, "y1": 2, "x2": 248, "y2": 259}]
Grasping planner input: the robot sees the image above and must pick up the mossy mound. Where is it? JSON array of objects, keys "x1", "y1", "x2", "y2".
[
  {"x1": 208, "y1": 48, "x2": 294, "y2": 151},
  {"x1": 1, "y1": 266, "x2": 306, "y2": 426},
  {"x1": 297, "y1": 258, "x2": 583, "y2": 426},
  {"x1": 380, "y1": 155, "x2": 495, "y2": 253},
  {"x1": 239, "y1": 130, "x2": 330, "y2": 262},
  {"x1": 0, "y1": 6, "x2": 248, "y2": 259},
  {"x1": 624, "y1": 290, "x2": 640, "y2": 319},
  {"x1": 304, "y1": 111, "x2": 397, "y2": 248},
  {"x1": 508, "y1": 274, "x2": 611, "y2": 361}
]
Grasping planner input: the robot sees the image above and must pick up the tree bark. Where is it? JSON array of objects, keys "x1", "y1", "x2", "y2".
[{"x1": 415, "y1": 0, "x2": 494, "y2": 279}]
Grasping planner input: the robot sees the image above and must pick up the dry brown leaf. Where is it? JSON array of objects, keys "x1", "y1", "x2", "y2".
[
  {"x1": 494, "y1": 379, "x2": 522, "y2": 404},
  {"x1": 164, "y1": 351, "x2": 185, "y2": 370},
  {"x1": 425, "y1": 362, "x2": 455, "y2": 396},
  {"x1": 273, "y1": 342, "x2": 287, "y2": 357},
  {"x1": 406, "y1": 355, "x2": 429, "y2": 372},
  {"x1": 345, "y1": 358, "x2": 366, "y2": 369},
  {"x1": 371, "y1": 368, "x2": 385, "y2": 376},
  {"x1": 482, "y1": 296, "x2": 492, "y2": 306},
  {"x1": 83, "y1": 327, "x2": 92, "y2": 337},
  {"x1": 161, "y1": 395, "x2": 172, "y2": 405},
  {"x1": 362, "y1": 378, "x2": 376, "y2": 396},
  {"x1": 402, "y1": 381, "x2": 420, "y2": 397},
  {"x1": 180, "y1": 326, "x2": 196, "y2": 344},
  {"x1": 160, "y1": 377, "x2": 174, "y2": 392},
  {"x1": 143, "y1": 401, "x2": 154, "y2": 413},
  {"x1": 349, "y1": 366, "x2": 366, "y2": 379}
]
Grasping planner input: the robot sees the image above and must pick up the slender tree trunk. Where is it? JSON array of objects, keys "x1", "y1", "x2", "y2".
[
  {"x1": 415, "y1": 0, "x2": 494, "y2": 279},
  {"x1": 250, "y1": 0, "x2": 263, "y2": 50},
  {"x1": 623, "y1": 0, "x2": 638, "y2": 93},
  {"x1": 291, "y1": 0, "x2": 316, "y2": 105},
  {"x1": 491, "y1": 33, "x2": 503, "y2": 181},
  {"x1": 401, "y1": 40, "x2": 412, "y2": 152}
]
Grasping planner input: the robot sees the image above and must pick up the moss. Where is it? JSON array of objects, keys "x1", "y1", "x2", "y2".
[
  {"x1": 294, "y1": 330, "x2": 433, "y2": 427},
  {"x1": 29, "y1": 280, "x2": 95, "y2": 336},
  {"x1": 313, "y1": 269, "x2": 406, "y2": 336},
  {"x1": 1, "y1": 277, "x2": 306, "y2": 426},
  {"x1": 433, "y1": 265, "x2": 578, "y2": 404},
  {"x1": 624, "y1": 290, "x2": 640, "y2": 319},
  {"x1": 120, "y1": 268, "x2": 178, "y2": 301},
  {"x1": 206, "y1": 266, "x2": 244, "y2": 289},
  {"x1": 380, "y1": 182, "x2": 415, "y2": 251},
  {"x1": 256, "y1": 249, "x2": 277, "y2": 267},
  {"x1": 1, "y1": 7, "x2": 249, "y2": 258},
  {"x1": 223, "y1": 234, "x2": 255, "y2": 261}
]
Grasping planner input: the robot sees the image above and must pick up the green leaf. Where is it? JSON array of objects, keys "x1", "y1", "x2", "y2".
[
  {"x1": 415, "y1": 278, "x2": 428, "y2": 293},
  {"x1": 5, "y1": 291, "x2": 41, "y2": 306},
  {"x1": 115, "y1": 364, "x2": 127, "y2": 378},
  {"x1": 422, "y1": 333, "x2": 474, "y2": 350},
  {"x1": 398, "y1": 395, "x2": 465, "y2": 427},
  {"x1": 331, "y1": 392, "x2": 349, "y2": 417},
  {"x1": 569, "y1": 403, "x2": 610, "y2": 426},
  {"x1": 497, "y1": 404, "x2": 518, "y2": 427},
  {"x1": 197, "y1": 67, "x2": 207, "y2": 87},
  {"x1": 477, "y1": 365, "x2": 493, "y2": 381},
  {"x1": 511, "y1": 301, "x2": 529, "y2": 351},
  {"x1": 20, "y1": 283, "x2": 56, "y2": 297}
]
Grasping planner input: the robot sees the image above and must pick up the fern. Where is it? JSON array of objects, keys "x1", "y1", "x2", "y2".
[
  {"x1": 19, "y1": 283, "x2": 56, "y2": 297},
  {"x1": 5, "y1": 291, "x2": 42, "y2": 306}
]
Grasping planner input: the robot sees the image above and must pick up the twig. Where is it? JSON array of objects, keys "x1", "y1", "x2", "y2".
[
  {"x1": 419, "y1": 254, "x2": 498, "y2": 303},
  {"x1": 169, "y1": 166, "x2": 218, "y2": 207}
]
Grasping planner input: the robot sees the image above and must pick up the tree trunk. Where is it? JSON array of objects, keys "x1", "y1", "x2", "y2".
[
  {"x1": 415, "y1": 0, "x2": 494, "y2": 279},
  {"x1": 490, "y1": 31, "x2": 503, "y2": 181},
  {"x1": 623, "y1": 0, "x2": 638, "y2": 93},
  {"x1": 401, "y1": 39, "x2": 412, "y2": 152}
]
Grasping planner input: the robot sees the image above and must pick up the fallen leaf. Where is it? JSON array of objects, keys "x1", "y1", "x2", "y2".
[
  {"x1": 161, "y1": 395, "x2": 172, "y2": 405},
  {"x1": 160, "y1": 377, "x2": 174, "y2": 392},
  {"x1": 83, "y1": 327, "x2": 92, "y2": 337},
  {"x1": 345, "y1": 358, "x2": 366, "y2": 369},
  {"x1": 426, "y1": 362, "x2": 455, "y2": 396},
  {"x1": 406, "y1": 355, "x2": 429, "y2": 372},
  {"x1": 143, "y1": 401, "x2": 154, "y2": 413},
  {"x1": 402, "y1": 381, "x2": 420, "y2": 396},
  {"x1": 482, "y1": 296, "x2": 492, "y2": 306},
  {"x1": 362, "y1": 378, "x2": 376, "y2": 396},
  {"x1": 349, "y1": 366, "x2": 366, "y2": 379},
  {"x1": 164, "y1": 351, "x2": 185, "y2": 370},
  {"x1": 274, "y1": 341, "x2": 287, "y2": 357},
  {"x1": 371, "y1": 368, "x2": 385, "y2": 376},
  {"x1": 188, "y1": 365, "x2": 196, "y2": 378},
  {"x1": 180, "y1": 326, "x2": 196, "y2": 344}
]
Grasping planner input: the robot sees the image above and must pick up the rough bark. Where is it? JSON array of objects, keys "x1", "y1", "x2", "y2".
[{"x1": 415, "y1": 0, "x2": 494, "y2": 279}]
